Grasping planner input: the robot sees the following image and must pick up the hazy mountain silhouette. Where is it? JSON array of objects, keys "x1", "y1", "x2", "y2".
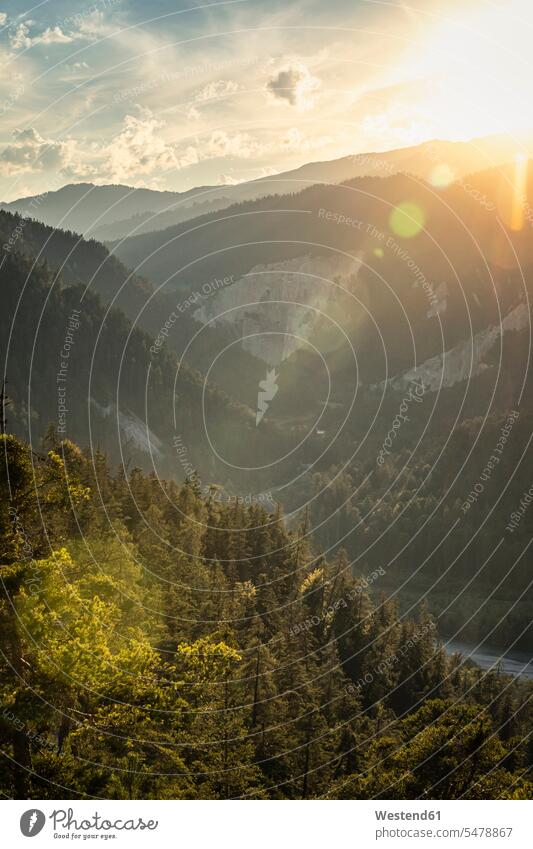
[{"x1": 2, "y1": 135, "x2": 523, "y2": 241}]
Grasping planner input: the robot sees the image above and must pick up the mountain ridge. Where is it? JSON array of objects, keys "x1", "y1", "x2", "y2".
[{"x1": 2, "y1": 134, "x2": 525, "y2": 241}]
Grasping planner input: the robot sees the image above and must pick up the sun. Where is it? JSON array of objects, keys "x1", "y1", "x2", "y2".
[{"x1": 401, "y1": 0, "x2": 533, "y2": 141}]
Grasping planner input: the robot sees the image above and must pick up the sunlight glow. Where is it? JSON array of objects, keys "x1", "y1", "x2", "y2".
[
  {"x1": 401, "y1": 0, "x2": 533, "y2": 141},
  {"x1": 509, "y1": 153, "x2": 529, "y2": 231}
]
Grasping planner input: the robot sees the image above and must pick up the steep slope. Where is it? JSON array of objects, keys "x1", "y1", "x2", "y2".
[
  {"x1": 0, "y1": 238, "x2": 282, "y2": 489},
  {"x1": 0, "y1": 208, "x2": 266, "y2": 402},
  {"x1": 0, "y1": 209, "x2": 153, "y2": 318}
]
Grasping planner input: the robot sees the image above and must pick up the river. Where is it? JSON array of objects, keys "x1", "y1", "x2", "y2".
[{"x1": 443, "y1": 638, "x2": 533, "y2": 680}]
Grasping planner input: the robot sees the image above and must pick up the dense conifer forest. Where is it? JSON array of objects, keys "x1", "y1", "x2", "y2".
[{"x1": 1, "y1": 433, "x2": 531, "y2": 799}]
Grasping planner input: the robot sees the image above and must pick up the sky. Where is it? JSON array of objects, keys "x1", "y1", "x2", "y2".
[{"x1": 0, "y1": 0, "x2": 532, "y2": 200}]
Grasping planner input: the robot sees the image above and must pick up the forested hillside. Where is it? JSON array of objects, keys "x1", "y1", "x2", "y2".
[
  {"x1": 0, "y1": 209, "x2": 154, "y2": 319},
  {"x1": 1, "y1": 432, "x2": 531, "y2": 799},
  {"x1": 111, "y1": 162, "x2": 533, "y2": 298},
  {"x1": 298, "y1": 413, "x2": 533, "y2": 650},
  {"x1": 0, "y1": 236, "x2": 269, "y2": 484},
  {"x1": 0, "y1": 208, "x2": 266, "y2": 395}
]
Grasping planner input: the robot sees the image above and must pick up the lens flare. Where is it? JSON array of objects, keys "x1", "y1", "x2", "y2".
[
  {"x1": 429, "y1": 163, "x2": 456, "y2": 188},
  {"x1": 389, "y1": 202, "x2": 425, "y2": 238}
]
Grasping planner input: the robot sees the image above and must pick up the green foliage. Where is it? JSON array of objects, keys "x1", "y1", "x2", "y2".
[{"x1": 0, "y1": 434, "x2": 531, "y2": 799}]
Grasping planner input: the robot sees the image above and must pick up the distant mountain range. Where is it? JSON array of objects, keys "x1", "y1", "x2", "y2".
[
  {"x1": 4, "y1": 149, "x2": 531, "y2": 426},
  {"x1": 1, "y1": 135, "x2": 524, "y2": 240}
]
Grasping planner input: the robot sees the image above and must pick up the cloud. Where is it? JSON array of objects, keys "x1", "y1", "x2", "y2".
[
  {"x1": 185, "y1": 105, "x2": 201, "y2": 121},
  {"x1": 205, "y1": 130, "x2": 261, "y2": 159},
  {"x1": 217, "y1": 174, "x2": 245, "y2": 186},
  {"x1": 9, "y1": 21, "x2": 86, "y2": 49},
  {"x1": 281, "y1": 127, "x2": 333, "y2": 152},
  {"x1": 0, "y1": 12, "x2": 7, "y2": 26},
  {"x1": 0, "y1": 127, "x2": 74, "y2": 174},
  {"x1": 63, "y1": 61, "x2": 90, "y2": 74},
  {"x1": 266, "y1": 63, "x2": 321, "y2": 110},
  {"x1": 75, "y1": 9, "x2": 112, "y2": 38},
  {"x1": 37, "y1": 25, "x2": 75, "y2": 45},
  {"x1": 104, "y1": 113, "x2": 181, "y2": 180},
  {"x1": 359, "y1": 110, "x2": 433, "y2": 149},
  {"x1": 9, "y1": 23, "x2": 30, "y2": 49},
  {"x1": 18, "y1": 111, "x2": 265, "y2": 187},
  {"x1": 0, "y1": 110, "x2": 302, "y2": 189},
  {"x1": 258, "y1": 167, "x2": 278, "y2": 178},
  {"x1": 195, "y1": 79, "x2": 239, "y2": 102},
  {"x1": 176, "y1": 146, "x2": 200, "y2": 169}
]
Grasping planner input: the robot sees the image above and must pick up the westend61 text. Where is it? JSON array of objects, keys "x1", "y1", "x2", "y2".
[{"x1": 375, "y1": 810, "x2": 441, "y2": 820}]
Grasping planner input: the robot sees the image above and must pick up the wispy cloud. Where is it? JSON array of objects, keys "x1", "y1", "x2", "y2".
[
  {"x1": 9, "y1": 22, "x2": 83, "y2": 49},
  {"x1": 195, "y1": 79, "x2": 239, "y2": 103},
  {"x1": 0, "y1": 0, "x2": 526, "y2": 199}
]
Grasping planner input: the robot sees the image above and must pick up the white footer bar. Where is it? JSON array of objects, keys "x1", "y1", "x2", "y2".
[{"x1": 3, "y1": 799, "x2": 530, "y2": 847}]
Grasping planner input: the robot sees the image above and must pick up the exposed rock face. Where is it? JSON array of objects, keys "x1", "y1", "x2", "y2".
[
  {"x1": 193, "y1": 253, "x2": 361, "y2": 365},
  {"x1": 383, "y1": 301, "x2": 530, "y2": 392},
  {"x1": 90, "y1": 397, "x2": 164, "y2": 458}
]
